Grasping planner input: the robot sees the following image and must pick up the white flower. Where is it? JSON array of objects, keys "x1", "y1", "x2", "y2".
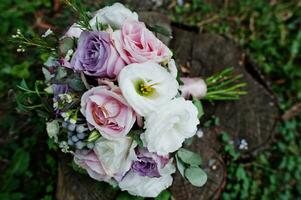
[
  {"x1": 46, "y1": 120, "x2": 60, "y2": 142},
  {"x1": 94, "y1": 137, "x2": 137, "y2": 179},
  {"x1": 142, "y1": 98, "x2": 199, "y2": 155},
  {"x1": 167, "y1": 59, "x2": 178, "y2": 78},
  {"x1": 119, "y1": 159, "x2": 175, "y2": 198},
  {"x1": 42, "y1": 28, "x2": 53, "y2": 38},
  {"x1": 65, "y1": 3, "x2": 138, "y2": 38},
  {"x1": 65, "y1": 23, "x2": 82, "y2": 38},
  {"x1": 90, "y1": 3, "x2": 138, "y2": 29},
  {"x1": 118, "y1": 61, "x2": 179, "y2": 116}
]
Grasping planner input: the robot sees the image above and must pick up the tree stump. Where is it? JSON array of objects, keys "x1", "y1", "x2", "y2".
[{"x1": 56, "y1": 9, "x2": 279, "y2": 200}]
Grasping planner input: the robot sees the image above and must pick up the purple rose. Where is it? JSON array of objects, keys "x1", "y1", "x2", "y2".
[
  {"x1": 131, "y1": 147, "x2": 169, "y2": 178},
  {"x1": 71, "y1": 31, "x2": 125, "y2": 78}
]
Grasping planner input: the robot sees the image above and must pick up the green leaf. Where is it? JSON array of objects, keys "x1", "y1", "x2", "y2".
[
  {"x1": 175, "y1": 154, "x2": 186, "y2": 177},
  {"x1": 66, "y1": 76, "x2": 85, "y2": 92},
  {"x1": 86, "y1": 130, "x2": 101, "y2": 143},
  {"x1": 59, "y1": 37, "x2": 74, "y2": 54},
  {"x1": 192, "y1": 96, "x2": 204, "y2": 118},
  {"x1": 19, "y1": 79, "x2": 29, "y2": 90},
  {"x1": 7, "y1": 149, "x2": 30, "y2": 176},
  {"x1": 155, "y1": 190, "x2": 171, "y2": 200},
  {"x1": 42, "y1": 67, "x2": 52, "y2": 82},
  {"x1": 146, "y1": 24, "x2": 171, "y2": 37},
  {"x1": 70, "y1": 161, "x2": 87, "y2": 175},
  {"x1": 128, "y1": 130, "x2": 144, "y2": 147},
  {"x1": 185, "y1": 166, "x2": 207, "y2": 187},
  {"x1": 177, "y1": 148, "x2": 202, "y2": 166},
  {"x1": 116, "y1": 192, "x2": 144, "y2": 200}
]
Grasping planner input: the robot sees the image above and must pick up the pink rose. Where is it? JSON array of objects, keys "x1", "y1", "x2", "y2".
[
  {"x1": 80, "y1": 86, "x2": 136, "y2": 139},
  {"x1": 74, "y1": 151, "x2": 111, "y2": 183},
  {"x1": 179, "y1": 77, "x2": 207, "y2": 99},
  {"x1": 112, "y1": 21, "x2": 172, "y2": 64}
]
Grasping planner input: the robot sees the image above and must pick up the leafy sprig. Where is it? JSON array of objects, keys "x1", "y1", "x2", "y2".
[
  {"x1": 11, "y1": 29, "x2": 57, "y2": 55},
  {"x1": 64, "y1": 0, "x2": 92, "y2": 31}
]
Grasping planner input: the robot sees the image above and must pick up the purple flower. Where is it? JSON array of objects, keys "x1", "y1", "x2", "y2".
[
  {"x1": 53, "y1": 84, "x2": 69, "y2": 99},
  {"x1": 131, "y1": 147, "x2": 169, "y2": 178},
  {"x1": 71, "y1": 31, "x2": 125, "y2": 78}
]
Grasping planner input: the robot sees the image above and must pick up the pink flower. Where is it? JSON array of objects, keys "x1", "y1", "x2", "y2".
[
  {"x1": 179, "y1": 77, "x2": 207, "y2": 99},
  {"x1": 80, "y1": 86, "x2": 136, "y2": 139},
  {"x1": 112, "y1": 21, "x2": 172, "y2": 64},
  {"x1": 74, "y1": 151, "x2": 112, "y2": 183}
]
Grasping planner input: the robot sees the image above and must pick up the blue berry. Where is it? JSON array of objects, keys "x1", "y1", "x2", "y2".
[
  {"x1": 71, "y1": 135, "x2": 79, "y2": 142},
  {"x1": 76, "y1": 125, "x2": 87, "y2": 133},
  {"x1": 87, "y1": 143, "x2": 94, "y2": 149},
  {"x1": 68, "y1": 139, "x2": 74, "y2": 146},
  {"x1": 77, "y1": 132, "x2": 86, "y2": 140},
  {"x1": 75, "y1": 141, "x2": 86, "y2": 150},
  {"x1": 68, "y1": 123, "x2": 76, "y2": 131}
]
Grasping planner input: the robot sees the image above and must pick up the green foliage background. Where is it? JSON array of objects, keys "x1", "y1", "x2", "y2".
[{"x1": 0, "y1": 0, "x2": 300, "y2": 199}]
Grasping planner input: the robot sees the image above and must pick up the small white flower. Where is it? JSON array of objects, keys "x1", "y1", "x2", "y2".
[
  {"x1": 119, "y1": 159, "x2": 175, "y2": 197},
  {"x1": 196, "y1": 129, "x2": 204, "y2": 138},
  {"x1": 42, "y1": 28, "x2": 53, "y2": 38},
  {"x1": 90, "y1": 3, "x2": 138, "y2": 29},
  {"x1": 142, "y1": 98, "x2": 199, "y2": 155},
  {"x1": 59, "y1": 141, "x2": 71, "y2": 153},
  {"x1": 118, "y1": 61, "x2": 179, "y2": 116},
  {"x1": 65, "y1": 49, "x2": 74, "y2": 61},
  {"x1": 238, "y1": 139, "x2": 248, "y2": 150},
  {"x1": 46, "y1": 120, "x2": 60, "y2": 142}
]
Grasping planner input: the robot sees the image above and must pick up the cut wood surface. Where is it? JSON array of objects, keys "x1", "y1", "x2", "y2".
[{"x1": 57, "y1": 9, "x2": 279, "y2": 200}]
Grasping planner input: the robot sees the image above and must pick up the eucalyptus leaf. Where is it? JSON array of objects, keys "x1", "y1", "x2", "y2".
[
  {"x1": 185, "y1": 166, "x2": 207, "y2": 187},
  {"x1": 175, "y1": 154, "x2": 186, "y2": 177},
  {"x1": 59, "y1": 37, "x2": 74, "y2": 54},
  {"x1": 66, "y1": 77, "x2": 85, "y2": 92},
  {"x1": 192, "y1": 96, "x2": 204, "y2": 118},
  {"x1": 42, "y1": 67, "x2": 52, "y2": 82},
  {"x1": 55, "y1": 67, "x2": 67, "y2": 80},
  {"x1": 177, "y1": 148, "x2": 202, "y2": 166}
]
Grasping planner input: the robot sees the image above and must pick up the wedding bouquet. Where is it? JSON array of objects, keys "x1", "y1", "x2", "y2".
[{"x1": 14, "y1": 1, "x2": 246, "y2": 198}]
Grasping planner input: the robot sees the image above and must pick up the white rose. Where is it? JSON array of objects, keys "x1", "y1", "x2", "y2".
[
  {"x1": 94, "y1": 137, "x2": 137, "y2": 179},
  {"x1": 118, "y1": 61, "x2": 179, "y2": 116},
  {"x1": 142, "y1": 98, "x2": 199, "y2": 155},
  {"x1": 90, "y1": 3, "x2": 138, "y2": 29},
  {"x1": 119, "y1": 160, "x2": 175, "y2": 198},
  {"x1": 65, "y1": 3, "x2": 138, "y2": 38}
]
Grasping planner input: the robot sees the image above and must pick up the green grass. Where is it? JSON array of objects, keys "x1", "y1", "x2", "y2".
[{"x1": 0, "y1": 0, "x2": 300, "y2": 199}]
